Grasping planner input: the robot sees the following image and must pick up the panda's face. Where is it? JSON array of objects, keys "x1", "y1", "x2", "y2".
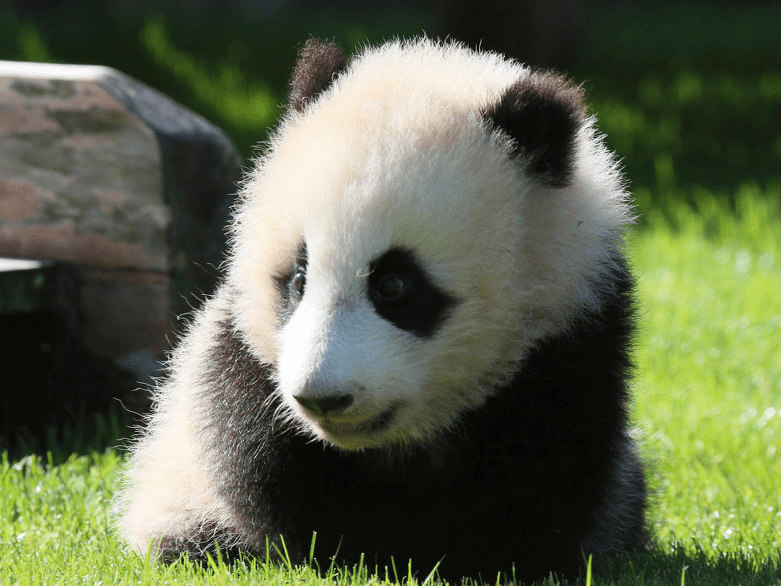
[
  {"x1": 237, "y1": 111, "x2": 529, "y2": 451},
  {"x1": 229, "y1": 40, "x2": 631, "y2": 450}
]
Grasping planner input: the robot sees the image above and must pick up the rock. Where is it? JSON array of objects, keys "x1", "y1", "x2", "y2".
[{"x1": 0, "y1": 60, "x2": 240, "y2": 359}]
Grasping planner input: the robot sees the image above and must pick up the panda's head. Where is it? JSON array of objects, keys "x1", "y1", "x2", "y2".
[{"x1": 229, "y1": 38, "x2": 631, "y2": 450}]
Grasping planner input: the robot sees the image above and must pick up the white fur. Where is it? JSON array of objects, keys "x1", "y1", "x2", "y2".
[{"x1": 116, "y1": 37, "x2": 633, "y2": 550}]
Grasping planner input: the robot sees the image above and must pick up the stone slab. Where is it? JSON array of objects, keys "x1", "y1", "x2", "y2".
[
  {"x1": 0, "y1": 62, "x2": 167, "y2": 271},
  {"x1": 0, "y1": 61, "x2": 241, "y2": 359}
]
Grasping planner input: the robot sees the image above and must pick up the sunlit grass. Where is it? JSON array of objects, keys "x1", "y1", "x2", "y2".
[{"x1": 631, "y1": 185, "x2": 781, "y2": 571}]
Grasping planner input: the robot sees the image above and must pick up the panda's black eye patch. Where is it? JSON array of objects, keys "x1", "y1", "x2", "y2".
[
  {"x1": 368, "y1": 248, "x2": 456, "y2": 338},
  {"x1": 275, "y1": 242, "x2": 308, "y2": 324}
]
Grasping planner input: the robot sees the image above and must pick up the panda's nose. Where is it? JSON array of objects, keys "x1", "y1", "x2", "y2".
[{"x1": 294, "y1": 393, "x2": 354, "y2": 417}]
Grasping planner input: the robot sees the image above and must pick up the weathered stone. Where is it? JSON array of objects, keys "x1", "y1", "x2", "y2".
[
  {"x1": 0, "y1": 61, "x2": 240, "y2": 358},
  {"x1": 0, "y1": 64, "x2": 167, "y2": 271}
]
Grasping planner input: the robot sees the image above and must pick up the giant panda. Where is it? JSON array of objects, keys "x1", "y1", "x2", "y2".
[{"x1": 116, "y1": 37, "x2": 647, "y2": 582}]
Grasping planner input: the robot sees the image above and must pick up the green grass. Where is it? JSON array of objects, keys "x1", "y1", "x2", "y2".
[
  {"x1": 2, "y1": 2, "x2": 780, "y2": 584},
  {"x1": 629, "y1": 188, "x2": 781, "y2": 582}
]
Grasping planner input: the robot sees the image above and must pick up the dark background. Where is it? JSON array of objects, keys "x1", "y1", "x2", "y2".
[{"x1": 3, "y1": 0, "x2": 780, "y2": 209}]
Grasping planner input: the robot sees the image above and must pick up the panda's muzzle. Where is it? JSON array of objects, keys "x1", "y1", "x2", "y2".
[{"x1": 293, "y1": 390, "x2": 401, "y2": 443}]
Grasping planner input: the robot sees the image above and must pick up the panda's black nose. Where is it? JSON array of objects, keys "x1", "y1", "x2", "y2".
[{"x1": 294, "y1": 393, "x2": 354, "y2": 417}]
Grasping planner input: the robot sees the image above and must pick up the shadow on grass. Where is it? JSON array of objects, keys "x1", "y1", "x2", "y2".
[{"x1": 590, "y1": 545, "x2": 780, "y2": 586}]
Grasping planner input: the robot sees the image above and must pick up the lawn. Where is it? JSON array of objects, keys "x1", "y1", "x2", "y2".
[{"x1": 1, "y1": 3, "x2": 780, "y2": 585}]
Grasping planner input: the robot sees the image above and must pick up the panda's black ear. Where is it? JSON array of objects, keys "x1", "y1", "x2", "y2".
[
  {"x1": 288, "y1": 37, "x2": 348, "y2": 113},
  {"x1": 483, "y1": 72, "x2": 587, "y2": 187}
]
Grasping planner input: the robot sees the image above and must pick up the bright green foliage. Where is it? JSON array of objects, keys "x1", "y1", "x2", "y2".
[{"x1": 628, "y1": 187, "x2": 781, "y2": 582}]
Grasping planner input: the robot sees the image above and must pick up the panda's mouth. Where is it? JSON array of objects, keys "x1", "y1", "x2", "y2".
[{"x1": 318, "y1": 403, "x2": 400, "y2": 439}]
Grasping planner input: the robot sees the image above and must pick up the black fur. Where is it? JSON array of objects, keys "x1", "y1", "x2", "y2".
[
  {"x1": 167, "y1": 262, "x2": 645, "y2": 583},
  {"x1": 483, "y1": 72, "x2": 587, "y2": 187},
  {"x1": 368, "y1": 247, "x2": 456, "y2": 338},
  {"x1": 289, "y1": 38, "x2": 348, "y2": 113}
]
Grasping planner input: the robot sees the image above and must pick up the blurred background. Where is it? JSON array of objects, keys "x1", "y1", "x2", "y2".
[
  {"x1": 1, "y1": 0, "x2": 780, "y2": 454},
  {"x1": 3, "y1": 0, "x2": 779, "y2": 211}
]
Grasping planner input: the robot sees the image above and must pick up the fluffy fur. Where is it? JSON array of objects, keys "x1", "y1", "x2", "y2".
[{"x1": 116, "y1": 37, "x2": 646, "y2": 582}]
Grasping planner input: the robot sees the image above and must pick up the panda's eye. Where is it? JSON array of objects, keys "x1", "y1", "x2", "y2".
[
  {"x1": 368, "y1": 247, "x2": 456, "y2": 338},
  {"x1": 291, "y1": 266, "x2": 306, "y2": 297},
  {"x1": 275, "y1": 242, "x2": 307, "y2": 310},
  {"x1": 371, "y1": 273, "x2": 409, "y2": 304}
]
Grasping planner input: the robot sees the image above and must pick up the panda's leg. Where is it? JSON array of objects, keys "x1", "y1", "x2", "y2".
[
  {"x1": 116, "y1": 402, "x2": 240, "y2": 561},
  {"x1": 582, "y1": 432, "x2": 648, "y2": 554}
]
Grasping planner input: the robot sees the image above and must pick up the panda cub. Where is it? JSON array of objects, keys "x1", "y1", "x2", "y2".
[{"x1": 116, "y1": 38, "x2": 646, "y2": 582}]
